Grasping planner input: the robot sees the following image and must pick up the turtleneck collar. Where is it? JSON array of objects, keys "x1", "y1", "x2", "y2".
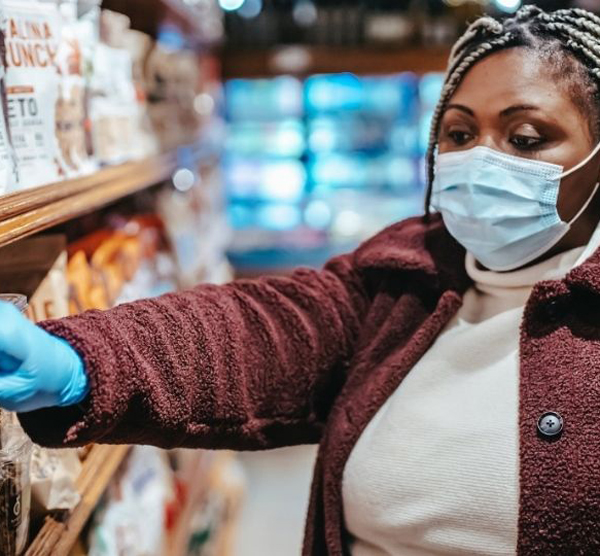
[{"x1": 466, "y1": 219, "x2": 600, "y2": 291}]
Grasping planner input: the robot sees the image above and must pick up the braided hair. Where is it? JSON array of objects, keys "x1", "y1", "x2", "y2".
[{"x1": 424, "y1": 6, "x2": 600, "y2": 213}]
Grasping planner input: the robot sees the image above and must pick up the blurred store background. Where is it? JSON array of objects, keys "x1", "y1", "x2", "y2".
[
  {"x1": 201, "y1": 2, "x2": 594, "y2": 554},
  {"x1": 210, "y1": 0, "x2": 590, "y2": 275},
  {"x1": 0, "y1": 1, "x2": 594, "y2": 556},
  {"x1": 108, "y1": 0, "x2": 593, "y2": 276}
]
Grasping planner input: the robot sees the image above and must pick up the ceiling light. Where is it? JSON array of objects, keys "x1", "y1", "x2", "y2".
[
  {"x1": 494, "y1": 0, "x2": 521, "y2": 12},
  {"x1": 218, "y1": 0, "x2": 245, "y2": 12},
  {"x1": 293, "y1": 0, "x2": 318, "y2": 27},
  {"x1": 239, "y1": 0, "x2": 262, "y2": 18}
]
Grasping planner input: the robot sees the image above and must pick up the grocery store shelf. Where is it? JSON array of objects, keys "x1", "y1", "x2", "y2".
[
  {"x1": 166, "y1": 452, "x2": 243, "y2": 556},
  {"x1": 0, "y1": 153, "x2": 177, "y2": 250},
  {"x1": 25, "y1": 445, "x2": 131, "y2": 556},
  {"x1": 166, "y1": 454, "x2": 215, "y2": 556},
  {"x1": 102, "y1": 0, "x2": 215, "y2": 41},
  {"x1": 222, "y1": 45, "x2": 451, "y2": 78}
]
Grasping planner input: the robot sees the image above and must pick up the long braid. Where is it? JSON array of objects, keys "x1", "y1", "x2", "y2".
[
  {"x1": 541, "y1": 13, "x2": 600, "y2": 78},
  {"x1": 447, "y1": 16, "x2": 504, "y2": 69},
  {"x1": 424, "y1": 6, "x2": 600, "y2": 215},
  {"x1": 559, "y1": 8, "x2": 600, "y2": 29},
  {"x1": 544, "y1": 21, "x2": 600, "y2": 70},
  {"x1": 551, "y1": 11, "x2": 600, "y2": 39}
]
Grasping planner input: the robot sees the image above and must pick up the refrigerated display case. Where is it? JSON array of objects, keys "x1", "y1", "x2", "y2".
[{"x1": 224, "y1": 71, "x2": 445, "y2": 273}]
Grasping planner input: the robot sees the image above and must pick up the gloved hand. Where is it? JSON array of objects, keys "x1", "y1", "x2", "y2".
[{"x1": 0, "y1": 301, "x2": 90, "y2": 413}]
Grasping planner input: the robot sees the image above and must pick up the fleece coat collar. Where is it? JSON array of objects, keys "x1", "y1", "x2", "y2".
[{"x1": 308, "y1": 214, "x2": 600, "y2": 555}]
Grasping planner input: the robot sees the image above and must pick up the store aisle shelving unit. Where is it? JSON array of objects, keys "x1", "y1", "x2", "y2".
[
  {"x1": 0, "y1": 152, "x2": 174, "y2": 555},
  {"x1": 0, "y1": 0, "x2": 224, "y2": 551},
  {"x1": 25, "y1": 445, "x2": 131, "y2": 556},
  {"x1": 221, "y1": 46, "x2": 450, "y2": 78},
  {"x1": 0, "y1": 154, "x2": 177, "y2": 250},
  {"x1": 0, "y1": 144, "x2": 216, "y2": 556},
  {"x1": 0, "y1": 142, "x2": 218, "y2": 555}
]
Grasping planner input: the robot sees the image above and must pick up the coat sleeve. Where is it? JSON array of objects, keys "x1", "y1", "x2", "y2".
[{"x1": 18, "y1": 254, "x2": 370, "y2": 451}]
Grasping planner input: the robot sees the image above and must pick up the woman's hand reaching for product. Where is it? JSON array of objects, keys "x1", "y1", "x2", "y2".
[{"x1": 0, "y1": 301, "x2": 89, "y2": 413}]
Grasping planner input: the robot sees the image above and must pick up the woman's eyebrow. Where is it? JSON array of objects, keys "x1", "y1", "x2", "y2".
[
  {"x1": 446, "y1": 103, "x2": 474, "y2": 116},
  {"x1": 499, "y1": 104, "x2": 540, "y2": 117},
  {"x1": 444, "y1": 103, "x2": 542, "y2": 119}
]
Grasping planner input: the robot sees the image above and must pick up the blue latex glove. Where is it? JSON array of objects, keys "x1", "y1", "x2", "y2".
[{"x1": 0, "y1": 301, "x2": 90, "y2": 412}]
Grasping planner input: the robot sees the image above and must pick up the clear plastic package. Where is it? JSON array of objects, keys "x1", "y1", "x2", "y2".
[
  {"x1": 0, "y1": 294, "x2": 27, "y2": 313},
  {"x1": 0, "y1": 425, "x2": 33, "y2": 556},
  {"x1": 0, "y1": 295, "x2": 32, "y2": 556}
]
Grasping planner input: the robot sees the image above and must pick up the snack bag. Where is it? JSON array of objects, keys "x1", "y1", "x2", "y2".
[
  {"x1": 30, "y1": 447, "x2": 81, "y2": 512},
  {"x1": 4, "y1": 0, "x2": 62, "y2": 190},
  {"x1": 55, "y1": 0, "x2": 97, "y2": 177},
  {"x1": 0, "y1": 1, "x2": 16, "y2": 195},
  {"x1": 74, "y1": 0, "x2": 101, "y2": 167},
  {"x1": 90, "y1": 10, "x2": 139, "y2": 165},
  {"x1": 89, "y1": 43, "x2": 137, "y2": 165}
]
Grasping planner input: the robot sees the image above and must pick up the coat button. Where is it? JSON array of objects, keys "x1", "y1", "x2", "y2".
[
  {"x1": 537, "y1": 412, "x2": 564, "y2": 437},
  {"x1": 544, "y1": 298, "x2": 565, "y2": 321}
]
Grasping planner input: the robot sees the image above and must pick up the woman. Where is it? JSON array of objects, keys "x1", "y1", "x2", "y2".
[{"x1": 1, "y1": 5, "x2": 600, "y2": 555}]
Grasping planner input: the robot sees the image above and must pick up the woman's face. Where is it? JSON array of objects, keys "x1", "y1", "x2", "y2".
[{"x1": 437, "y1": 48, "x2": 600, "y2": 256}]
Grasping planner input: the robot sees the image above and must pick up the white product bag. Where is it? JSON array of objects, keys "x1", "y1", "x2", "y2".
[{"x1": 4, "y1": 0, "x2": 62, "y2": 190}]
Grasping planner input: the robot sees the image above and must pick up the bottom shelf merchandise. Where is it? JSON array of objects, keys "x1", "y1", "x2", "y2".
[{"x1": 82, "y1": 450, "x2": 245, "y2": 556}]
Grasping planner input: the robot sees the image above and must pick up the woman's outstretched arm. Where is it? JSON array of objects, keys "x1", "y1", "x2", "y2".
[{"x1": 15, "y1": 254, "x2": 370, "y2": 451}]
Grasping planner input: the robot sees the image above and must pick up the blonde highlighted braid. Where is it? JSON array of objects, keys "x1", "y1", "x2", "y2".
[{"x1": 424, "y1": 6, "x2": 600, "y2": 213}]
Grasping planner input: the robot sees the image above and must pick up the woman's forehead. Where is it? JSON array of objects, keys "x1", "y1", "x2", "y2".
[{"x1": 447, "y1": 49, "x2": 584, "y2": 120}]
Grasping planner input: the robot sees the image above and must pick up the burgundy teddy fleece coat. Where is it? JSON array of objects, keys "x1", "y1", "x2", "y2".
[{"x1": 16, "y1": 214, "x2": 600, "y2": 555}]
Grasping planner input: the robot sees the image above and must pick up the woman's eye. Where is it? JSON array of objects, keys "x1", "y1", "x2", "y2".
[
  {"x1": 510, "y1": 134, "x2": 545, "y2": 150},
  {"x1": 447, "y1": 130, "x2": 473, "y2": 145}
]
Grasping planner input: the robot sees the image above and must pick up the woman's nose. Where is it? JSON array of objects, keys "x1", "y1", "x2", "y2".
[{"x1": 475, "y1": 136, "x2": 498, "y2": 150}]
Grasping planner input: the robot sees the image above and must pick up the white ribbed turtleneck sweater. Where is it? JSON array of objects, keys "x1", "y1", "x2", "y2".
[{"x1": 342, "y1": 231, "x2": 600, "y2": 556}]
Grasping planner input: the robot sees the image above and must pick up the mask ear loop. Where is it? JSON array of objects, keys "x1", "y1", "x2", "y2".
[
  {"x1": 567, "y1": 181, "x2": 600, "y2": 226},
  {"x1": 560, "y1": 142, "x2": 600, "y2": 225},
  {"x1": 561, "y1": 141, "x2": 600, "y2": 179}
]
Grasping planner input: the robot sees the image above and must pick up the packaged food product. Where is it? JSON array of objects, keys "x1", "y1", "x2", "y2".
[
  {"x1": 55, "y1": 0, "x2": 97, "y2": 177},
  {"x1": 0, "y1": 293, "x2": 27, "y2": 313},
  {"x1": 174, "y1": 51, "x2": 202, "y2": 141},
  {"x1": 88, "y1": 447, "x2": 174, "y2": 556},
  {"x1": 0, "y1": 235, "x2": 69, "y2": 321},
  {"x1": 89, "y1": 44, "x2": 137, "y2": 165},
  {"x1": 120, "y1": 29, "x2": 158, "y2": 159},
  {"x1": 0, "y1": 425, "x2": 33, "y2": 556},
  {"x1": 67, "y1": 250, "x2": 109, "y2": 313},
  {"x1": 145, "y1": 44, "x2": 202, "y2": 149},
  {"x1": 90, "y1": 233, "x2": 128, "y2": 304},
  {"x1": 0, "y1": 1, "x2": 17, "y2": 195},
  {"x1": 180, "y1": 453, "x2": 245, "y2": 556},
  {"x1": 30, "y1": 447, "x2": 81, "y2": 512},
  {"x1": 157, "y1": 167, "x2": 233, "y2": 288},
  {"x1": 89, "y1": 11, "x2": 139, "y2": 165},
  {"x1": 4, "y1": 0, "x2": 63, "y2": 190},
  {"x1": 74, "y1": 0, "x2": 101, "y2": 163}
]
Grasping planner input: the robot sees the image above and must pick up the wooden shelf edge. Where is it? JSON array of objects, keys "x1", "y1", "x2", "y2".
[
  {"x1": 25, "y1": 445, "x2": 131, "y2": 556},
  {"x1": 0, "y1": 154, "x2": 176, "y2": 220},
  {"x1": 0, "y1": 153, "x2": 177, "y2": 250},
  {"x1": 222, "y1": 45, "x2": 451, "y2": 78}
]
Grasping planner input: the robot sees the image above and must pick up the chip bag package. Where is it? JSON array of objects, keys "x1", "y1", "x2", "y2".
[{"x1": 4, "y1": 0, "x2": 63, "y2": 190}]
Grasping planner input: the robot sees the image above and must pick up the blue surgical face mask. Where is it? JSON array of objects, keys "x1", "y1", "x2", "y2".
[{"x1": 430, "y1": 145, "x2": 600, "y2": 272}]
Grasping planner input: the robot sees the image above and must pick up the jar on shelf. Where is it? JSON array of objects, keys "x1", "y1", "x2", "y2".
[
  {"x1": 0, "y1": 294, "x2": 33, "y2": 556},
  {"x1": 0, "y1": 426, "x2": 33, "y2": 556}
]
